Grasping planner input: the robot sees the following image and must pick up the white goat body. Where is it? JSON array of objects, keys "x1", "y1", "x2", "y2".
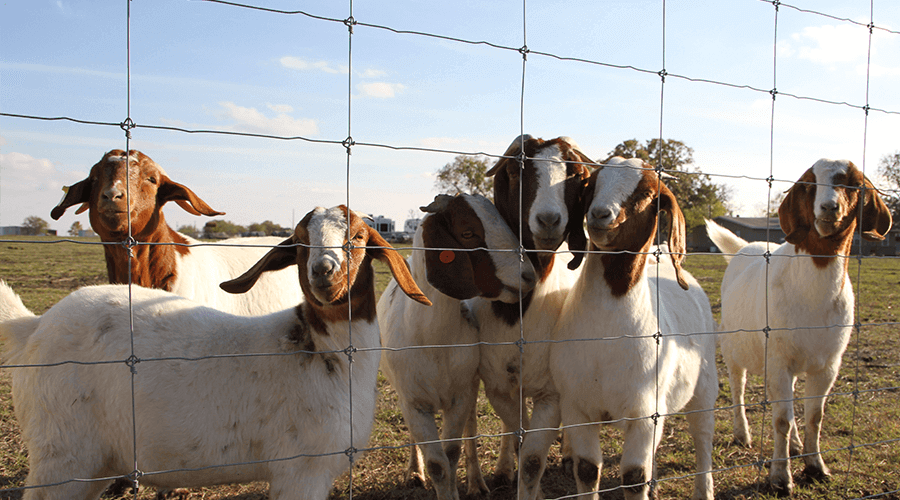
[
  {"x1": 550, "y1": 158, "x2": 717, "y2": 500},
  {"x1": 0, "y1": 205, "x2": 431, "y2": 500},
  {"x1": 378, "y1": 194, "x2": 536, "y2": 500},
  {"x1": 471, "y1": 135, "x2": 593, "y2": 497},
  {"x1": 705, "y1": 158, "x2": 892, "y2": 494}
]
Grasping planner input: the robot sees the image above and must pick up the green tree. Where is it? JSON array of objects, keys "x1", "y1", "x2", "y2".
[
  {"x1": 248, "y1": 220, "x2": 286, "y2": 235},
  {"x1": 177, "y1": 224, "x2": 200, "y2": 238},
  {"x1": 607, "y1": 139, "x2": 730, "y2": 231},
  {"x1": 434, "y1": 155, "x2": 493, "y2": 198},
  {"x1": 877, "y1": 151, "x2": 900, "y2": 220},
  {"x1": 68, "y1": 221, "x2": 84, "y2": 237},
  {"x1": 203, "y1": 220, "x2": 246, "y2": 238},
  {"x1": 22, "y1": 216, "x2": 50, "y2": 235}
]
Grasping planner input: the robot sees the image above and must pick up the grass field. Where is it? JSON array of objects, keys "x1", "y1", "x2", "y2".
[{"x1": 0, "y1": 236, "x2": 898, "y2": 499}]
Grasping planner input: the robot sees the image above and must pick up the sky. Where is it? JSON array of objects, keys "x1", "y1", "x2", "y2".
[{"x1": 1, "y1": 0, "x2": 899, "y2": 234}]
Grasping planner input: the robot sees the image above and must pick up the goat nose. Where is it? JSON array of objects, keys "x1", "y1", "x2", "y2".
[
  {"x1": 820, "y1": 200, "x2": 839, "y2": 212},
  {"x1": 591, "y1": 207, "x2": 612, "y2": 221},
  {"x1": 520, "y1": 268, "x2": 536, "y2": 287},
  {"x1": 535, "y1": 212, "x2": 561, "y2": 228},
  {"x1": 312, "y1": 260, "x2": 336, "y2": 277},
  {"x1": 102, "y1": 187, "x2": 125, "y2": 202}
]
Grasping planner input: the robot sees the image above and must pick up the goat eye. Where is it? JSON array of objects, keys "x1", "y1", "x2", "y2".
[
  {"x1": 461, "y1": 230, "x2": 475, "y2": 239},
  {"x1": 354, "y1": 232, "x2": 366, "y2": 241},
  {"x1": 147, "y1": 177, "x2": 157, "y2": 184}
]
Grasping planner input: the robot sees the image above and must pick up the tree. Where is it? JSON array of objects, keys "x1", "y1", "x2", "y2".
[
  {"x1": 607, "y1": 139, "x2": 730, "y2": 231},
  {"x1": 434, "y1": 155, "x2": 493, "y2": 199},
  {"x1": 177, "y1": 224, "x2": 200, "y2": 238},
  {"x1": 248, "y1": 220, "x2": 286, "y2": 236},
  {"x1": 877, "y1": 151, "x2": 900, "y2": 220},
  {"x1": 22, "y1": 216, "x2": 49, "y2": 235},
  {"x1": 203, "y1": 220, "x2": 245, "y2": 238},
  {"x1": 68, "y1": 221, "x2": 84, "y2": 237}
]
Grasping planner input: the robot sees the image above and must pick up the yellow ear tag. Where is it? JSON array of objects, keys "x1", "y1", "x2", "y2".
[{"x1": 440, "y1": 250, "x2": 455, "y2": 264}]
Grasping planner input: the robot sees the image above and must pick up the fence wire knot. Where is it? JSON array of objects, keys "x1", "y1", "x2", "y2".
[
  {"x1": 343, "y1": 345, "x2": 357, "y2": 363},
  {"x1": 650, "y1": 412, "x2": 660, "y2": 426},
  {"x1": 120, "y1": 117, "x2": 135, "y2": 139},
  {"x1": 863, "y1": 104, "x2": 870, "y2": 116},
  {"x1": 657, "y1": 69, "x2": 667, "y2": 82},
  {"x1": 128, "y1": 469, "x2": 143, "y2": 494},
  {"x1": 769, "y1": 88, "x2": 778, "y2": 100},
  {"x1": 519, "y1": 45, "x2": 529, "y2": 60},
  {"x1": 762, "y1": 326, "x2": 771, "y2": 338},
  {"x1": 517, "y1": 245, "x2": 527, "y2": 263},
  {"x1": 514, "y1": 337, "x2": 526, "y2": 352},
  {"x1": 653, "y1": 331, "x2": 662, "y2": 344},
  {"x1": 765, "y1": 175, "x2": 774, "y2": 189},
  {"x1": 763, "y1": 250, "x2": 771, "y2": 264},
  {"x1": 343, "y1": 16, "x2": 356, "y2": 33},
  {"x1": 125, "y1": 354, "x2": 140, "y2": 374},
  {"x1": 344, "y1": 446, "x2": 359, "y2": 459},
  {"x1": 342, "y1": 136, "x2": 355, "y2": 154}
]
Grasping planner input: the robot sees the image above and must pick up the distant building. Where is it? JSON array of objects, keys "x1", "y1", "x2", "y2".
[
  {"x1": 1, "y1": 226, "x2": 24, "y2": 236},
  {"x1": 403, "y1": 218, "x2": 421, "y2": 234},
  {"x1": 78, "y1": 229, "x2": 97, "y2": 237},
  {"x1": 689, "y1": 216, "x2": 785, "y2": 252},
  {"x1": 366, "y1": 215, "x2": 394, "y2": 236},
  {"x1": 689, "y1": 215, "x2": 899, "y2": 256}
]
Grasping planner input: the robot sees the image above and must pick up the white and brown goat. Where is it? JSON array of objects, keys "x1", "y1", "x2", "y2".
[
  {"x1": 706, "y1": 158, "x2": 892, "y2": 494},
  {"x1": 549, "y1": 158, "x2": 717, "y2": 500},
  {"x1": 378, "y1": 193, "x2": 536, "y2": 500},
  {"x1": 464, "y1": 135, "x2": 592, "y2": 496},
  {"x1": 0, "y1": 205, "x2": 430, "y2": 500},
  {"x1": 51, "y1": 149, "x2": 301, "y2": 315}
]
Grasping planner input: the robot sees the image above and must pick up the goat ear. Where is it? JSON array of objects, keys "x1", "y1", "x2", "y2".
[
  {"x1": 858, "y1": 176, "x2": 893, "y2": 241},
  {"x1": 658, "y1": 183, "x2": 689, "y2": 290},
  {"x1": 487, "y1": 134, "x2": 532, "y2": 177},
  {"x1": 366, "y1": 226, "x2": 432, "y2": 306},
  {"x1": 566, "y1": 174, "x2": 592, "y2": 270},
  {"x1": 421, "y1": 214, "x2": 480, "y2": 300},
  {"x1": 51, "y1": 177, "x2": 93, "y2": 220},
  {"x1": 220, "y1": 237, "x2": 297, "y2": 294},
  {"x1": 157, "y1": 175, "x2": 225, "y2": 217},
  {"x1": 779, "y1": 170, "x2": 813, "y2": 244}
]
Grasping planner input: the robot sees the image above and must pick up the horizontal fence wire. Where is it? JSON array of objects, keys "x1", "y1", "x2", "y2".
[{"x1": 1, "y1": 0, "x2": 898, "y2": 498}]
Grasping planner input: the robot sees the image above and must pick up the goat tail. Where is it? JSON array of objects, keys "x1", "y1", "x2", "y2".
[
  {"x1": 0, "y1": 280, "x2": 39, "y2": 363},
  {"x1": 704, "y1": 219, "x2": 748, "y2": 263}
]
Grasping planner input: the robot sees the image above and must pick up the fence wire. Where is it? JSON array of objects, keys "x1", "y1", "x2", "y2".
[{"x1": 1, "y1": 0, "x2": 898, "y2": 499}]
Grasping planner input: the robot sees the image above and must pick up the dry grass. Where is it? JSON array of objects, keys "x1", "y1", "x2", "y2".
[{"x1": 0, "y1": 238, "x2": 898, "y2": 499}]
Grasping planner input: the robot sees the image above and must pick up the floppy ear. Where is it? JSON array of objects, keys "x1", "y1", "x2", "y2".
[
  {"x1": 366, "y1": 225, "x2": 432, "y2": 306},
  {"x1": 486, "y1": 134, "x2": 532, "y2": 178},
  {"x1": 658, "y1": 182, "x2": 689, "y2": 291},
  {"x1": 220, "y1": 237, "x2": 297, "y2": 294},
  {"x1": 779, "y1": 170, "x2": 814, "y2": 245},
  {"x1": 157, "y1": 175, "x2": 225, "y2": 217},
  {"x1": 420, "y1": 214, "x2": 480, "y2": 300},
  {"x1": 566, "y1": 174, "x2": 592, "y2": 271},
  {"x1": 51, "y1": 177, "x2": 93, "y2": 220},
  {"x1": 858, "y1": 175, "x2": 893, "y2": 241}
]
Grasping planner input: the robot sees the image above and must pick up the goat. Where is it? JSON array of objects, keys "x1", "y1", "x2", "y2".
[
  {"x1": 705, "y1": 158, "x2": 892, "y2": 494},
  {"x1": 378, "y1": 193, "x2": 537, "y2": 500},
  {"x1": 50, "y1": 149, "x2": 301, "y2": 315},
  {"x1": 548, "y1": 158, "x2": 717, "y2": 500},
  {"x1": 464, "y1": 135, "x2": 592, "y2": 498},
  {"x1": 0, "y1": 205, "x2": 431, "y2": 500}
]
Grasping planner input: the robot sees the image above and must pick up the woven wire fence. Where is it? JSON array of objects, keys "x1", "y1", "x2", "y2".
[{"x1": 1, "y1": 0, "x2": 899, "y2": 499}]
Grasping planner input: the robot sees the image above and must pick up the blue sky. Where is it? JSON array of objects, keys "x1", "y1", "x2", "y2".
[{"x1": 2, "y1": 0, "x2": 899, "y2": 234}]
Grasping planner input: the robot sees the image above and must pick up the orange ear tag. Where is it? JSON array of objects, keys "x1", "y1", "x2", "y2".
[{"x1": 439, "y1": 250, "x2": 455, "y2": 264}]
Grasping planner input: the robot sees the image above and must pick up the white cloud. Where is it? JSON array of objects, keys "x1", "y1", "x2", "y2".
[
  {"x1": 217, "y1": 102, "x2": 318, "y2": 137},
  {"x1": 279, "y1": 56, "x2": 348, "y2": 74},
  {"x1": 358, "y1": 68, "x2": 387, "y2": 79},
  {"x1": 1, "y1": 152, "x2": 62, "y2": 192},
  {"x1": 356, "y1": 82, "x2": 406, "y2": 99},
  {"x1": 779, "y1": 25, "x2": 868, "y2": 66},
  {"x1": 266, "y1": 103, "x2": 294, "y2": 114}
]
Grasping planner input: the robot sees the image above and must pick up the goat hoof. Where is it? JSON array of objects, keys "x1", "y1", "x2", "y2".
[
  {"x1": 769, "y1": 477, "x2": 793, "y2": 497},
  {"x1": 404, "y1": 471, "x2": 428, "y2": 489},
  {"x1": 467, "y1": 479, "x2": 490, "y2": 497},
  {"x1": 802, "y1": 464, "x2": 831, "y2": 483}
]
